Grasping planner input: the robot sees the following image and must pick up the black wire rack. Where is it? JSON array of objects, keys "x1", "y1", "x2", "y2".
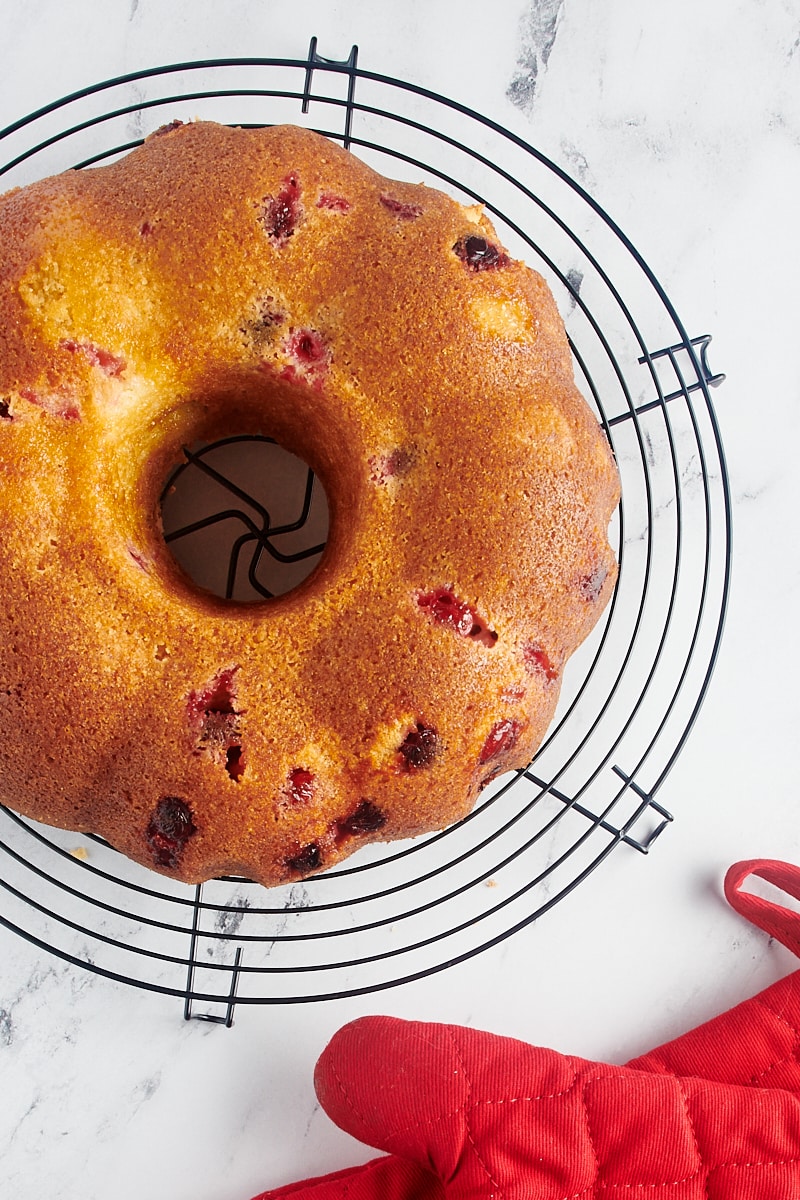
[
  {"x1": 161, "y1": 435, "x2": 330, "y2": 601},
  {"x1": 0, "y1": 39, "x2": 731, "y2": 1024}
]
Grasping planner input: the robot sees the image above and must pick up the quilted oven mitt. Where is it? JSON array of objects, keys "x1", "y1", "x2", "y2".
[{"x1": 253, "y1": 859, "x2": 800, "y2": 1199}]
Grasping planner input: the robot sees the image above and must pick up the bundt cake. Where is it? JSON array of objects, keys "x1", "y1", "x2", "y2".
[{"x1": 0, "y1": 120, "x2": 620, "y2": 888}]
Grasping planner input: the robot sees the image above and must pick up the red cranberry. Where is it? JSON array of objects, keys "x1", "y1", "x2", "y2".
[
  {"x1": 280, "y1": 328, "x2": 331, "y2": 390},
  {"x1": 453, "y1": 235, "x2": 509, "y2": 271},
  {"x1": 417, "y1": 588, "x2": 497, "y2": 646},
  {"x1": 286, "y1": 767, "x2": 316, "y2": 805},
  {"x1": 19, "y1": 387, "x2": 80, "y2": 420},
  {"x1": 398, "y1": 723, "x2": 439, "y2": 771},
  {"x1": 479, "y1": 719, "x2": 521, "y2": 764},
  {"x1": 187, "y1": 669, "x2": 244, "y2": 775},
  {"x1": 146, "y1": 796, "x2": 197, "y2": 868},
  {"x1": 417, "y1": 588, "x2": 475, "y2": 637},
  {"x1": 262, "y1": 173, "x2": 303, "y2": 245},
  {"x1": 152, "y1": 119, "x2": 184, "y2": 137},
  {"x1": 128, "y1": 547, "x2": 149, "y2": 571},
  {"x1": 286, "y1": 327, "x2": 329, "y2": 365},
  {"x1": 579, "y1": 562, "x2": 610, "y2": 602},
  {"x1": 93, "y1": 347, "x2": 125, "y2": 376},
  {"x1": 336, "y1": 800, "x2": 386, "y2": 838},
  {"x1": 60, "y1": 339, "x2": 126, "y2": 377},
  {"x1": 369, "y1": 447, "x2": 414, "y2": 484},
  {"x1": 317, "y1": 192, "x2": 351, "y2": 212},
  {"x1": 380, "y1": 194, "x2": 423, "y2": 220},
  {"x1": 523, "y1": 644, "x2": 559, "y2": 682},
  {"x1": 187, "y1": 668, "x2": 238, "y2": 727},
  {"x1": 285, "y1": 842, "x2": 322, "y2": 874}
]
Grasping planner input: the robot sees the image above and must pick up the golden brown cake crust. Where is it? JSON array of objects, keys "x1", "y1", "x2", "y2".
[{"x1": 0, "y1": 121, "x2": 619, "y2": 887}]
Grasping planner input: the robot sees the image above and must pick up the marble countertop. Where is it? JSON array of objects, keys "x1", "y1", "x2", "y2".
[{"x1": 2, "y1": 2, "x2": 800, "y2": 1197}]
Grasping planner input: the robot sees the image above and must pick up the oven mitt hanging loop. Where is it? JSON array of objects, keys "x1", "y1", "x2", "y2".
[{"x1": 253, "y1": 858, "x2": 800, "y2": 1199}]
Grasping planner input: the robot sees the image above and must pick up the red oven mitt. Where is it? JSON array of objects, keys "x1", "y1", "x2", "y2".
[{"x1": 253, "y1": 859, "x2": 800, "y2": 1198}]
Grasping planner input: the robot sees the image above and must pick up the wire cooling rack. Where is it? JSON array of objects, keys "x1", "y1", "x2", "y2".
[{"x1": 0, "y1": 39, "x2": 730, "y2": 1023}]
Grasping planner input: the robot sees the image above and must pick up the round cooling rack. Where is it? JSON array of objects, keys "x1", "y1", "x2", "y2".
[{"x1": 0, "y1": 40, "x2": 731, "y2": 1022}]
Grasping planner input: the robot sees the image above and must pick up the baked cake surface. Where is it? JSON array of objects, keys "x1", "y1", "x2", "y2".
[{"x1": 0, "y1": 121, "x2": 620, "y2": 887}]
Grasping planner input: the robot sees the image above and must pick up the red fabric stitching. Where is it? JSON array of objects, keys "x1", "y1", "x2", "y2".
[
  {"x1": 593, "y1": 1177, "x2": 704, "y2": 1192},
  {"x1": 559, "y1": 1159, "x2": 709, "y2": 1196},
  {"x1": 357, "y1": 1066, "x2": 590, "y2": 1143},
  {"x1": 563, "y1": 1184, "x2": 596, "y2": 1198},
  {"x1": 558, "y1": 1075, "x2": 712, "y2": 1197},
  {"x1": 472, "y1": 1064, "x2": 607, "y2": 1110},
  {"x1": 324, "y1": 1057, "x2": 382, "y2": 1140},
  {"x1": 742, "y1": 995, "x2": 800, "y2": 1085},
  {"x1": 711, "y1": 1157, "x2": 800, "y2": 1169},
  {"x1": 673, "y1": 1075, "x2": 709, "y2": 1199},
  {"x1": 448, "y1": 1027, "x2": 504, "y2": 1196},
  {"x1": 592, "y1": 1176, "x2": 704, "y2": 1192},
  {"x1": 576, "y1": 1076, "x2": 602, "y2": 1196},
  {"x1": 322, "y1": 1031, "x2": 800, "y2": 1197},
  {"x1": 674, "y1": 1076, "x2": 705, "y2": 1168}
]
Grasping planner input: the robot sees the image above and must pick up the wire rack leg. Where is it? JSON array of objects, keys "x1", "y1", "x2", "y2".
[
  {"x1": 303, "y1": 36, "x2": 359, "y2": 149},
  {"x1": 183, "y1": 883, "x2": 243, "y2": 1028}
]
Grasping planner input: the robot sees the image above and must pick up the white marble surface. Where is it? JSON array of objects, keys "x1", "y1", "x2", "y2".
[{"x1": 2, "y1": 1, "x2": 800, "y2": 1197}]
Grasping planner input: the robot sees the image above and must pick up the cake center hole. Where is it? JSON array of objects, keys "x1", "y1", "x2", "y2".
[{"x1": 161, "y1": 435, "x2": 329, "y2": 602}]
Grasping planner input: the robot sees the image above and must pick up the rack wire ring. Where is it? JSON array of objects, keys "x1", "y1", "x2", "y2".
[{"x1": 0, "y1": 44, "x2": 731, "y2": 1018}]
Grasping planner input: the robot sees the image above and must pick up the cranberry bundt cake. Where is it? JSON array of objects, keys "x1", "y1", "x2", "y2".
[{"x1": 0, "y1": 121, "x2": 620, "y2": 888}]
